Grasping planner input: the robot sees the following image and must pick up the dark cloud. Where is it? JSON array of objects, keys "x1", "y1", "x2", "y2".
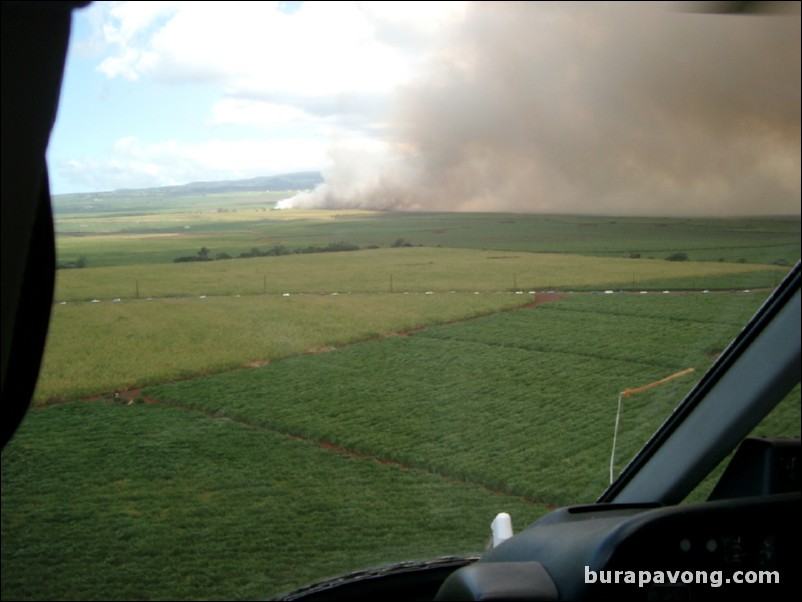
[{"x1": 295, "y1": 2, "x2": 800, "y2": 216}]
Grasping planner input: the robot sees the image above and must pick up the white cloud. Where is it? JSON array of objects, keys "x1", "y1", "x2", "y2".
[
  {"x1": 361, "y1": 1, "x2": 468, "y2": 43},
  {"x1": 57, "y1": 1, "x2": 461, "y2": 193},
  {"x1": 90, "y1": 1, "x2": 449, "y2": 94},
  {"x1": 208, "y1": 99, "x2": 322, "y2": 133},
  {"x1": 94, "y1": 1, "x2": 182, "y2": 80}
]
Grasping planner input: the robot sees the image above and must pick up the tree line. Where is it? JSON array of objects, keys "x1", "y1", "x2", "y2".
[{"x1": 173, "y1": 241, "x2": 407, "y2": 263}]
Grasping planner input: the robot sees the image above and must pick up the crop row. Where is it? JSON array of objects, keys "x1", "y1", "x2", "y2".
[
  {"x1": 2, "y1": 402, "x2": 546, "y2": 600},
  {"x1": 34, "y1": 292, "x2": 530, "y2": 403},
  {"x1": 53, "y1": 210, "x2": 801, "y2": 268},
  {"x1": 5, "y1": 291, "x2": 799, "y2": 601},
  {"x1": 416, "y1": 293, "x2": 765, "y2": 370},
  {"x1": 144, "y1": 293, "x2": 776, "y2": 507},
  {"x1": 51, "y1": 247, "x2": 779, "y2": 301}
]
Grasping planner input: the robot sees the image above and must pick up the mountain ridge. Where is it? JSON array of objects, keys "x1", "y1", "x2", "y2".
[{"x1": 54, "y1": 171, "x2": 324, "y2": 199}]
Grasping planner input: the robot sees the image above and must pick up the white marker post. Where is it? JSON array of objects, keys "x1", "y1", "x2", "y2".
[{"x1": 491, "y1": 512, "x2": 513, "y2": 547}]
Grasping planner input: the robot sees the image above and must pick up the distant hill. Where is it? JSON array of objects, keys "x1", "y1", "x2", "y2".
[
  {"x1": 51, "y1": 172, "x2": 324, "y2": 214},
  {"x1": 138, "y1": 172, "x2": 324, "y2": 195},
  {"x1": 57, "y1": 172, "x2": 323, "y2": 199}
]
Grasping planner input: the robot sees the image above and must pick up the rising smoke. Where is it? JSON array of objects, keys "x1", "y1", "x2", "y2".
[{"x1": 284, "y1": 2, "x2": 800, "y2": 216}]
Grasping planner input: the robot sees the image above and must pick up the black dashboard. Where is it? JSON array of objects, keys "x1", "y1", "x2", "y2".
[
  {"x1": 436, "y1": 492, "x2": 798, "y2": 600},
  {"x1": 435, "y1": 438, "x2": 800, "y2": 601}
]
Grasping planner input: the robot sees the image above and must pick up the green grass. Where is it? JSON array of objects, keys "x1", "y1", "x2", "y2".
[
  {"x1": 52, "y1": 247, "x2": 782, "y2": 302},
  {"x1": 2, "y1": 402, "x2": 546, "y2": 600},
  {"x1": 5, "y1": 289, "x2": 799, "y2": 602},
  {"x1": 421, "y1": 292, "x2": 764, "y2": 370},
  {"x1": 35, "y1": 292, "x2": 531, "y2": 403},
  {"x1": 141, "y1": 293, "x2": 796, "y2": 508},
  {"x1": 3, "y1": 207, "x2": 798, "y2": 601},
  {"x1": 40, "y1": 233, "x2": 791, "y2": 406},
  {"x1": 53, "y1": 210, "x2": 800, "y2": 268}
]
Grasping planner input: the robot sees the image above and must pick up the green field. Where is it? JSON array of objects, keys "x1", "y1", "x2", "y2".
[
  {"x1": 38, "y1": 246, "x2": 784, "y2": 404},
  {"x1": 35, "y1": 292, "x2": 532, "y2": 403},
  {"x1": 5, "y1": 293, "x2": 799, "y2": 600},
  {"x1": 53, "y1": 246, "x2": 787, "y2": 301},
  {"x1": 142, "y1": 292, "x2": 794, "y2": 508},
  {"x1": 1, "y1": 402, "x2": 548, "y2": 600},
  {"x1": 53, "y1": 200, "x2": 800, "y2": 269},
  {"x1": 3, "y1": 199, "x2": 800, "y2": 600}
]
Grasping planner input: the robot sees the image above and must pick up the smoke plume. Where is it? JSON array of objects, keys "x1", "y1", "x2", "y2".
[{"x1": 285, "y1": 2, "x2": 800, "y2": 216}]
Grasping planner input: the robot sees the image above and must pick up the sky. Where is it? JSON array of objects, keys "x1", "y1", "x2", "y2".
[{"x1": 47, "y1": 1, "x2": 800, "y2": 216}]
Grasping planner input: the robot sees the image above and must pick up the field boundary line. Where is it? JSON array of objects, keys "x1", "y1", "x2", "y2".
[
  {"x1": 414, "y1": 334, "x2": 682, "y2": 371},
  {"x1": 118, "y1": 391, "x2": 556, "y2": 510}
]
